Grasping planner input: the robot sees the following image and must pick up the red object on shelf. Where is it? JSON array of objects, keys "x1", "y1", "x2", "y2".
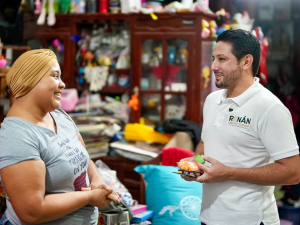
[
  {"x1": 99, "y1": 0, "x2": 108, "y2": 13},
  {"x1": 161, "y1": 147, "x2": 194, "y2": 167},
  {"x1": 253, "y1": 27, "x2": 268, "y2": 86}
]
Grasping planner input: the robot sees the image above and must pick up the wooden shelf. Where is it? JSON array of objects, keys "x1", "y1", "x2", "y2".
[
  {"x1": 0, "y1": 46, "x2": 30, "y2": 51},
  {"x1": 0, "y1": 46, "x2": 30, "y2": 78},
  {"x1": 0, "y1": 68, "x2": 9, "y2": 78}
]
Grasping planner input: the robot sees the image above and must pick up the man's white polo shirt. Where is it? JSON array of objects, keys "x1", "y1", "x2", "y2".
[{"x1": 200, "y1": 78, "x2": 299, "y2": 225}]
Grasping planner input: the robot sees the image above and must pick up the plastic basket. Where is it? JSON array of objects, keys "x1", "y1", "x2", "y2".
[{"x1": 278, "y1": 205, "x2": 300, "y2": 225}]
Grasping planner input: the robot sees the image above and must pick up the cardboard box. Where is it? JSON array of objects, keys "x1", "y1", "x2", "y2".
[{"x1": 98, "y1": 211, "x2": 130, "y2": 225}]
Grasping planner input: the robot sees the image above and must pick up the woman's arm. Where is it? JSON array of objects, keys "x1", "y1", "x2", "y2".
[
  {"x1": 0, "y1": 160, "x2": 112, "y2": 224},
  {"x1": 77, "y1": 133, "x2": 119, "y2": 202},
  {"x1": 77, "y1": 133, "x2": 106, "y2": 187}
]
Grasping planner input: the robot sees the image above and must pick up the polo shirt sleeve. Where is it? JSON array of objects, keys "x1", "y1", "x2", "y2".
[
  {"x1": 258, "y1": 103, "x2": 299, "y2": 161},
  {"x1": 0, "y1": 127, "x2": 41, "y2": 169}
]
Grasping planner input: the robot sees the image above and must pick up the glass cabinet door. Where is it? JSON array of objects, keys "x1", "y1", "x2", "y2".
[
  {"x1": 164, "y1": 94, "x2": 186, "y2": 120},
  {"x1": 26, "y1": 37, "x2": 66, "y2": 81},
  {"x1": 140, "y1": 39, "x2": 162, "y2": 91},
  {"x1": 140, "y1": 93, "x2": 161, "y2": 123},
  {"x1": 137, "y1": 35, "x2": 193, "y2": 124},
  {"x1": 166, "y1": 39, "x2": 188, "y2": 92},
  {"x1": 199, "y1": 41, "x2": 217, "y2": 122},
  {"x1": 46, "y1": 39, "x2": 64, "y2": 65}
]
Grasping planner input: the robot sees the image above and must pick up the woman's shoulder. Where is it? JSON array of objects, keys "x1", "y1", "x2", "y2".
[
  {"x1": 51, "y1": 108, "x2": 72, "y2": 121},
  {"x1": 0, "y1": 117, "x2": 41, "y2": 151},
  {"x1": 0, "y1": 117, "x2": 38, "y2": 137}
]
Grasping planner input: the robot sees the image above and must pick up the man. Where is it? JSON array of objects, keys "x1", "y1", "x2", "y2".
[{"x1": 181, "y1": 29, "x2": 300, "y2": 225}]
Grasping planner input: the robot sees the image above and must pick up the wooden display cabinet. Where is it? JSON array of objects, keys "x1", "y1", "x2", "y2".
[
  {"x1": 22, "y1": 12, "x2": 216, "y2": 124},
  {"x1": 69, "y1": 14, "x2": 133, "y2": 92},
  {"x1": 131, "y1": 12, "x2": 216, "y2": 124}
]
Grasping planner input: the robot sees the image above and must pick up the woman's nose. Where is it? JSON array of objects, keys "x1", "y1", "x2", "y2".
[{"x1": 59, "y1": 80, "x2": 66, "y2": 89}]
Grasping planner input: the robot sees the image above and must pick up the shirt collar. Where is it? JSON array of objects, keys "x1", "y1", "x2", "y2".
[{"x1": 215, "y1": 78, "x2": 262, "y2": 106}]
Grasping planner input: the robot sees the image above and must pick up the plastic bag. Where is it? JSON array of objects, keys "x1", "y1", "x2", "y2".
[
  {"x1": 95, "y1": 159, "x2": 136, "y2": 207},
  {"x1": 98, "y1": 200, "x2": 134, "y2": 221}
]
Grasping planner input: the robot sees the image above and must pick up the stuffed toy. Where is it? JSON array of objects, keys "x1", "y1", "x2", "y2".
[{"x1": 37, "y1": 0, "x2": 56, "y2": 26}]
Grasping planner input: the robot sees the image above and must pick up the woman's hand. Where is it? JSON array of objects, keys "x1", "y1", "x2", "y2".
[
  {"x1": 82, "y1": 183, "x2": 120, "y2": 203},
  {"x1": 84, "y1": 188, "x2": 114, "y2": 208}
]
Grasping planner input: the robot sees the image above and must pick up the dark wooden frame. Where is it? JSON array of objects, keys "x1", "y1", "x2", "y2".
[{"x1": 22, "y1": 12, "x2": 216, "y2": 124}]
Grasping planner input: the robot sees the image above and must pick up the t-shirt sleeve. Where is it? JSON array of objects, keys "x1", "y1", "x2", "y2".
[
  {"x1": 58, "y1": 108, "x2": 79, "y2": 134},
  {"x1": 0, "y1": 127, "x2": 41, "y2": 169},
  {"x1": 259, "y1": 103, "x2": 299, "y2": 161}
]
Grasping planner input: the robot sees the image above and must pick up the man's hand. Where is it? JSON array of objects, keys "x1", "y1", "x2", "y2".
[{"x1": 196, "y1": 155, "x2": 231, "y2": 183}]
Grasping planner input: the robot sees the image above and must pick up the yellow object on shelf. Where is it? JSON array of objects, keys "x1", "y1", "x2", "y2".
[{"x1": 124, "y1": 123, "x2": 173, "y2": 144}]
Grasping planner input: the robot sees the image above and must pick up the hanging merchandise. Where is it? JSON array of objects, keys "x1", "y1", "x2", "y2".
[
  {"x1": 109, "y1": 0, "x2": 120, "y2": 13},
  {"x1": 120, "y1": 0, "x2": 141, "y2": 13},
  {"x1": 99, "y1": 0, "x2": 108, "y2": 13},
  {"x1": 61, "y1": 0, "x2": 71, "y2": 13},
  {"x1": 52, "y1": 39, "x2": 64, "y2": 53},
  {"x1": 78, "y1": 0, "x2": 86, "y2": 13},
  {"x1": 34, "y1": 0, "x2": 42, "y2": 14},
  {"x1": 37, "y1": 0, "x2": 56, "y2": 26},
  {"x1": 77, "y1": 67, "x2": 85, "y2": 85},
  {"x1": 5, "y1": 48, "x2": 13, "y2": 68},
  {"x1": 84, "y1": 66, "x2": 109, "y2": 92},
  {"x1": 197, "y1": 0, "x2": 209, "y2": 12},
  {"x1": 201, "y1": 65, "x2": 210, "y2": 89},
  {"x1": 70, "y1": 0, "x2": 76, "y2": 12},
  {"x1": 118, "y1": 74, "x2": 130, "y2": 87},
  {"x1": 121, "y1": 93, "x2": 130, "y2": 104},
  {"x1": 87, "y1": 0, "x2": 97, "y2": 13},
  {"x1": 253, "y1": 27, "x2": 268, "y2": 86},
  {"x1": 0, "y1": 55, "x2": 6, "y2": 68},
  {"x1": 127, "y1": 94, "x2": 139, "y2": 111},
  {"x1": 167, "y1": 46, "x2": 176, "y2": 65}
]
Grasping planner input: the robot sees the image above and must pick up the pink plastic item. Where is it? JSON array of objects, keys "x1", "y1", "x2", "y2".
[
  {"x1": 130, "y1": 204, "x2": 147, "y2": 215},
  {"x1": 60, "y1": 89, "x2": 78, "y2": 112},
  {"x1": 0, "y1": 59, "x2": 7, "y2": 68},
  {"x1": 34, "y1": 0, "x2": 42, "y2": 14}
]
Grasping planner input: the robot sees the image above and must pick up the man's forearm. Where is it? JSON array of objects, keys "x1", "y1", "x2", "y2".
[
  {"x1": 194, "y1": 140, "x2": 204, "y2": 156},
  {"x1": 228, "y1": 155, "x2": 300, "y2": 185}
]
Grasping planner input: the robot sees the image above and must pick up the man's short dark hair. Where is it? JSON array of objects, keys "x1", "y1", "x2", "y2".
[{"x1": 216, "y1": 29, "x2": 261, "y2": 77}]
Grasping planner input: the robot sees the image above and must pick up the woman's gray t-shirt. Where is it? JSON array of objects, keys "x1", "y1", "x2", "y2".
[{"x1": 0, "y1": 108, "x2": 98, "y2": 225}]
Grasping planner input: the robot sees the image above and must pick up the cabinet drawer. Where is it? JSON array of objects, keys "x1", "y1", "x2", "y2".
[{"x1": 134, "y1": 17, "x2": 197, "y2": 31}]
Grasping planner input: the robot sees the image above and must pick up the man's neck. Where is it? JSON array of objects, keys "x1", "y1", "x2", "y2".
[{"x1": 227, "y1": 76, "x2": 255, "y2": 98}]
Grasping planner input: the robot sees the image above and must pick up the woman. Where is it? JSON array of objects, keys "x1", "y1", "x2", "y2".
[{"x1": 0, "y1": 49, "x2": 119, "y2": 224}]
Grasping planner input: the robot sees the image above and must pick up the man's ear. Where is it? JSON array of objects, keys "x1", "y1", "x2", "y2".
[{"x1": 241, "y1": 54, "x2": 253, "y2": 71}]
